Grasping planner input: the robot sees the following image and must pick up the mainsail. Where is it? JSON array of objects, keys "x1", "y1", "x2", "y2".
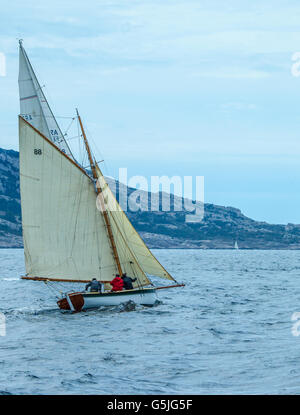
[
  {"x1": 18, "y1": 41, "x2": 74, "y2": 159},
  {"x1": 19, "y1": 116, "x2": 175, "y2": 286}
]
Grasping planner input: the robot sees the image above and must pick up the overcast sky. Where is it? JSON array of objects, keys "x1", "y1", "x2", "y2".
[{"x1": 1, "y1": 0, "x2": 300, "y2": 224}]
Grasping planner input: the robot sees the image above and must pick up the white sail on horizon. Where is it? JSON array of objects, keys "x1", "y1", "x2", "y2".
[{"x1": 18, "y1": 41, "x2": 74, "y2": 159}]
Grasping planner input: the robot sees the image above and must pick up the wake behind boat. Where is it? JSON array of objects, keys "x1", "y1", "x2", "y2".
[{"x1": 18, "y1": 41, "x2": 184, "y2": 311}]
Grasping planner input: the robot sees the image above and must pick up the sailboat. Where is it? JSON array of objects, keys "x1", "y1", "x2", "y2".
[
  {"x1": 234, "y1": 241, "x2": 239, "y2": 250},
  {"x1": 18, "y1": 41, "x2": 184, "y2": 311}
]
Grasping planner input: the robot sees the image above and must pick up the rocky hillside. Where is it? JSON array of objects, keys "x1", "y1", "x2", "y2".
[
  {"x1": 1, "y1": 147, "x2": 300, "y2": 249},
  {"x1": 0, "y1": 149, "x2": 22, "y2": 248}
]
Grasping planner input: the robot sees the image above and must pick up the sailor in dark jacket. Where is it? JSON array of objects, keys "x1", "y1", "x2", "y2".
[
  {"x1": 85, "y1": 278, "x2": 102, "y2": 292},
  {"x1": 121, "y1": 273, "x2": 137, "y2": 290}
]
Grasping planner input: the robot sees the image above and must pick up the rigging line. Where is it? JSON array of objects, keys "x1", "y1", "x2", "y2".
[
  {"x1": 63, "y1": 117, "x2": 76, "y2": 137},
  {"x1": 106, "y1": 206, "x2": 150, "y2": 286},
  {"x1": 49, "y1": 280, "x2": 78, "y2": 292},
  {"x1": 70, "y1": 167, "x2": 86, "y2": 257},
  {"x1": 42, "y1": 83, "x2": 58, "y2": 114},
  {"x1": 53, "y1": 116, "x2": 76, "y2": 119},
  {"x1": 23, "y1": 234, "x2": 33, "y2": 273},
  {"x1": 64, "y1": 135, "x2": 81, "y2": 141},
  {"x1": 76, "y1": 116, "x2": 81, "y2": 163},
  {"x1": 34, "y1": 81, "x2": 45, "y2": 93},
  {"x1": 43, "y1": 281, "x2": 63, "y2": 297},
  {"x1": 44, "y1": 281, "x2": 81, "y2": 297},
  {"x1": 129, "y1": 260, "x2": 144, "y2": 291},
  {"x1": 81, "y1": 123, "x2": 112, "y2": 179},
  {"x1": 20, "y1": 113, "x2": 75, "y2": 120},
  {"x1": 95, "y1": 190, "x2": 104, "y2": 281},
  {"x1": 82, "y1": 160, "x2": 104, "y2": 169},
  {"x1": 77, "y1": 117, "x2": 88, "y2": 167}
]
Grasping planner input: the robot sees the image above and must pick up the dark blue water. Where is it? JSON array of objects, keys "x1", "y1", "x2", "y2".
[{"x1": 1, "y1": 248, "x2": 300, "y2": 394}]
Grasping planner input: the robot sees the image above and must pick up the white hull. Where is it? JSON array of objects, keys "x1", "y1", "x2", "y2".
[
  {"x1": 83, "y1": 288, "x2": 158, "y2": 308},
  {"x1": 57, "y1": 287, "x2": 158, "y2": 311}
]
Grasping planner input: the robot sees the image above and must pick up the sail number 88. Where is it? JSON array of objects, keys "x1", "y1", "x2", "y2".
[{"x1": 34, "y1": 149, "x2": 42, "y2": 155}]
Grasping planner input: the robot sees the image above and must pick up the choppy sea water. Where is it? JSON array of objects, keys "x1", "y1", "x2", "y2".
[{"x1": 1, "y1": 248, "x2": 300, "y2": 394}]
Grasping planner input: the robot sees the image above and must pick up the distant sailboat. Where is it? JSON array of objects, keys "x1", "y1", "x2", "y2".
[
  {"x1": 234, "y1": 241, "x2": 239, "y2": 250},
  {"x1": 18, "y1": 41, "x2": 184, "y2": 311}
]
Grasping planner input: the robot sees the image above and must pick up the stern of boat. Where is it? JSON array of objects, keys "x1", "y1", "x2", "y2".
[{"x1": 57, "y1": 292, "x2": 84, "y2": 312}]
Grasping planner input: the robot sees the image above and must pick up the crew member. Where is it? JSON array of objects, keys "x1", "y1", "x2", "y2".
[
  {"x1": 122, "y1": 273, "x2": 137, "y2": 290},
  {"x1": 110, "y1": 274, "x2": 124, "y2": 292},
  {"x1": 85, "y1": 278, "x2": 102, "y2": 292}
]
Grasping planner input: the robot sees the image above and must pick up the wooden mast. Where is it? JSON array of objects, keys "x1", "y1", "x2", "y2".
[{"x1": 76, "y1": 109, "x2": 123, "y2": 276}]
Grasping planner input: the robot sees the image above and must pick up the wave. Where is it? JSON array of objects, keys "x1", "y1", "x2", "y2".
[{"x1": 3, "y1": 306, "x2": 59, "y2": 318}]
